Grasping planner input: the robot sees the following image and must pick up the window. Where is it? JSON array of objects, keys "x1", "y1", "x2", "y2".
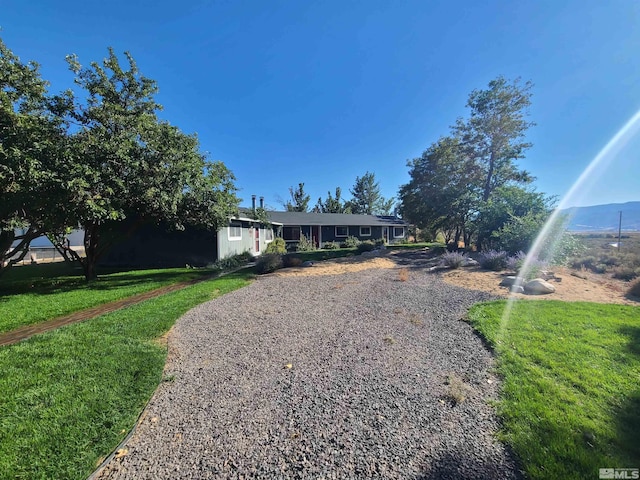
[
  {"x1": 393, "y1": 227, "x2": 405, "y2": 238},
  {"x1": 282, "y1": 226, "x2": 301, "y2": 241},
  {"x1": 359, "y1": 226, "x2": 371, "y2": 236},
  {"x1": 265, "y1": 228, "x2": 274, "y2": 241},
  {"x1": 229, "y1": 222, "x2": 242, "y2": 240},
  {"x1": 335, "y1": 226, "x2": 348, "y2": 237}
]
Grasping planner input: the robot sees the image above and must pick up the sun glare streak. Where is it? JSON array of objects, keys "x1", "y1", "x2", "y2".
[{"x1": 498, "y1": 107, "x2": 640, "y2": 336}]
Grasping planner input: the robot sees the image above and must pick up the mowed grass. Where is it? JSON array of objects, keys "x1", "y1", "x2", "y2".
[
  {"x1": 0, "y1": 262, "x2": 216, "y2": 333},
  {"x1": 0, "y1": 271, "x2": 252, "y2": 480},
  {"x1": 468, "y1": 300, "x2": 640, "y2": 480}
]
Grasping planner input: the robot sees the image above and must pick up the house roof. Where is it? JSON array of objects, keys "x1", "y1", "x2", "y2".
[
  {"x1": 266, "y1": 211, "x2": 409, "y2": 227},
  {"x1": 235, "y1": 209, "x2": 283, "y2": 225}
]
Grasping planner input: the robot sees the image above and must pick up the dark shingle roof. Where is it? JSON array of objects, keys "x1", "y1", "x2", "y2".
[{"x1": 267, "y1": 211, "x2": 408, "y2": 227}]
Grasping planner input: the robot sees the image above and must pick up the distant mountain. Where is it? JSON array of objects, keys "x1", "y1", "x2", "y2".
[{"x1": 561, "y1": 201, "x2": 640, "y2": 232}]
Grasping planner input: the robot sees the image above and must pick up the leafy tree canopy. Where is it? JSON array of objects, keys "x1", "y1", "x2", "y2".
[
  {"x1": 399, "y1": 76, "x2": 537, "y2": 250},
  {"x1": 0, "y1": 38, "x2": 70, "y2": 273},
  {"x1": 314, "y1": 187, "x2": 352, "y2": 213},
  {"x1": 0, "y1": 39, "x2": 239, "y2": 280},
  {"x1": 347, "y1": 171, "x2": 395, "y2": 215},
  {"x1": 284, "y1": 183, "x2": 310, "y2": 212}
]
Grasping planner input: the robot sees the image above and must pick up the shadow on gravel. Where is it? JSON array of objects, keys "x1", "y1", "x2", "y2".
[
  {"x1": 388, "y1": 250, "x2": 441, "y2": 269},
  {"x1": 417, "y1": 449, "x2": 524, "y2": 480}
]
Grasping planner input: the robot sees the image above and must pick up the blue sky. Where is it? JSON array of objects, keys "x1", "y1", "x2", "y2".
[{"x1": 2, "y1": 0, "x2": 639, "y2": 209}]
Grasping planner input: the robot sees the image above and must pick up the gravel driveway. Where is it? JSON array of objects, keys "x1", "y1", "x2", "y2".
[{"x1": 96, "y1": 259, "x2": 521, "y2": 479}]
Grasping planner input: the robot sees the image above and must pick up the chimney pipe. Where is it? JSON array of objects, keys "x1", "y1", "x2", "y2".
[
  {"x1": 251, "y1": 195, "x2": 256, "y2": 213},
  {"x1": 259, "y1": 196, "x2": 264, "y2": 209}
]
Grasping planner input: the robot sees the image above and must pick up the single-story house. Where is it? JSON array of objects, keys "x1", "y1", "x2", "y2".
[
  {"x1": 101, "y1": 206, "x2": 280, "y2": 268},
  {"x1": 267, "y1": 211, "x2": 410, "y2": 248}
]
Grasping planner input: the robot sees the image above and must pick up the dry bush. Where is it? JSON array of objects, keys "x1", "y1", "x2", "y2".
[
  {"x1": 409, "y1": 313, "x2": 424, "y2": 326},
  {"x1": 445, "y1": 374, "x2": 470, "y2": 406},
  {"x1": 628, "y1": 279, "x2": 640, "y2": 298},
  {"x1": 383, "y1": 336, "x2": 396, "y2": 344},
  {"x1": 398, "y1": 268, "x2": 409, "y2": 282}
]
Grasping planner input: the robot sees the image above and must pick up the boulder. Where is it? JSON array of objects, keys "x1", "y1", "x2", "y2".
[
  {"x1": 499, "y1": 276, "x2": 525, "y2": 287},
  {"x1": 301, "y1": 261, "x2": 314, "y2": 267},
  {"x1": 524, "y1": 278, "x2": 556, "y2": 295},
  {"x1": 510, "y1": 286, "x2": 525, "y2": 294},
  {"x1": 462, "y1": 258, "x2": 479, "y2": 267}
]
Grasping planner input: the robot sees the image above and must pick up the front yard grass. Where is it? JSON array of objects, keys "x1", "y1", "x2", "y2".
[
  {"x1": 468, "y1": 300, "x2": 640, "y2": 480},
  {"x1": 0, "y1": 271, "x2": 252, "y2": 480},
  {"x1": 0, "y1": 263, "x2": 217, "y2": 333}
]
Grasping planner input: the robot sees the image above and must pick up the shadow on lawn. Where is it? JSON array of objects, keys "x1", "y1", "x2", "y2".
[
  {"x1": 614, "y1": 391, "x2": 640, "y2": 466},
  {"x1": 619, "y1": 325, "x2": 640, "y2": 357},
  {"x1": 0, "y1": 266, "x2": 212, "y2": 298},
  {"x1": 613, "y1": 326, "x2": 640, "y2": 465}
]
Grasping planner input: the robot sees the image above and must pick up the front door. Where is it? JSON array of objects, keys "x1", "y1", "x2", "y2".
[
  {"x1": 254, "y1": 227, "x2": 260, "y2": 254},
  {"x1": 311, "y1": 226, "x2": 320, "y2": 247},
  {"x1": 383, "y1": 227, "x2": 389, "y2": 244}
]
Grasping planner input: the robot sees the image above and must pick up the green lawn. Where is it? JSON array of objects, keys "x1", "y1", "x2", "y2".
[
  {"x1": 468, "y1": 300, "x2": 640, "y2": 480},
  {"x1": 0, "y1": 263, "x2": 217, "y2": 333},
  {"x1": 0, "y1": 271, "x2": 252, "y2": 480}
]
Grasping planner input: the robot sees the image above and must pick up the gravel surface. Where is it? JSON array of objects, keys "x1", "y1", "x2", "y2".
[{"x1": 96, "y1": 260, "x2": 522, "y2": 479}]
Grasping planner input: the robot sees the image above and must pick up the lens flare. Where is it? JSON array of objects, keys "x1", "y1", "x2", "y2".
[{"x1": 498, "y1": 108, "x2": 640, "y2": 334}]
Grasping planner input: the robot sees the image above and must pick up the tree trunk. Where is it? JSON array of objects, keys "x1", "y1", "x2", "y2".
[
  {"x1": 483, "y1": 150, "x2": 496, "y2": 202},
  {"x1": 82, "y1": 223, "x2": 99, "y2": 281},
  {"x1": 0, "y1": 227, "x2": 42, "y2": 276}
]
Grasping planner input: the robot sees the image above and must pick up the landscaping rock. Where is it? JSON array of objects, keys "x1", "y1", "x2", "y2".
[
  {"x1": 427, "y1": 265, "x2": 450, "y2": 273},
  {"x1": 301, "y1": 261, "x2": 314, "y2": 267},
  {"x1": 524, "y1": 278, "x2": 556, "y2": 295},
  {"x1": 499, "y1": 276, "x2": 525, "y2": 287},
  {"x1": 510, "y1": 286, "x2": 525, "y2": 294},
  {"x1": 462, "y1": 258, "x2": 479, "y2": 267}
]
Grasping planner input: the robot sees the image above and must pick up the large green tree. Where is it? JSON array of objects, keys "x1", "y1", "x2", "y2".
[
  {"x1": 399, "y1": 136, "x2": 480, "y2": 244},
  {"x1": 313, "y1": 187, "x2": 351, "y2": 213},
  {"x1": 399, "y1": 77, "x2": 536, "y2": 249},
  {"x1": 347, "y1": 171, "x2": 395, "y2": 215},
  {"x1": 51, "y1": 49, "x2": 238, "y2": 280},
  {"x1": 284, "y1": 183, "x2": 310, "y2": 212},
  {"x1": 454, "y1": 76, "x2": 534, "y2": 202},
  {"x1": 0, "y1": 38, "x2": 70, "y2": 274}
]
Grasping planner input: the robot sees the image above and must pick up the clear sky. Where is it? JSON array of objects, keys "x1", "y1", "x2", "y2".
[{"x1": 2, "y1": 0, "x2": 639, "y2": 209}]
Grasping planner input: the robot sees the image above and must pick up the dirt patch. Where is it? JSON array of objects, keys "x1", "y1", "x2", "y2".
[
  {"x1": 275, "y1": 256, "x2": 397, "y2": 277},
  {"x1": 271, "y1": 250, "x2": 639, "y2": 305},
  {"x1": 441, "y1": 266, "x2": 638, "y2": 305}
]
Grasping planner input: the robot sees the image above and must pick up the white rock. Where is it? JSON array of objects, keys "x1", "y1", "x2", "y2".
[{"x1": 524, "y1": 278, "x2": 556, "y2": 295}]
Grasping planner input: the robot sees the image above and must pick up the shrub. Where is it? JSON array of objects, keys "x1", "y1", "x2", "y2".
[
  {"x1": 323, "y1": 241, "x2": 340, "y2": 250},
  {"x1": 343, "y1": 236, "x2": 360, "y2": 248},
  {"x1": 628, "y1": 279, "x2": 640, "y2": 298},
  {"x1": 265, "y1": 238, "x2": 286, "y2": 254},
  {"x1": 282, "y1": 254, "x2": 303, "y2": 268},
  {"x1": 612, "y1": 266, "x2": 640, "y2": 281},
  {"x1": 519, "y1": 255, "x2": 549, "y2": 280},
  {"x1": 255, "y1": 253, "x2": 283, "y2": 274},
  {"x1": 209, "y1": 251, "x2": 253, "y2": 271},
  {"x1": 357, "y1": 240, "x2": 376, "y2": 253},
  {"x1": 506, "y1": 251, "x2": 527, "y2": 272},
  {"x1": 295, "y1": 234, "x2": 316, "y2": 252},
  {"x1": 478, "y1": 250, "x2": 509, "y2": 271},
  {"x1": 440, "y1": 251, "x2": 466, "y2": 269},
  {"x1": 374, "y1": 238, "x2": 386, "y2": 247},
  {"x1": 398, "y1": 268, "x2": 409, "y2": 282}
]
